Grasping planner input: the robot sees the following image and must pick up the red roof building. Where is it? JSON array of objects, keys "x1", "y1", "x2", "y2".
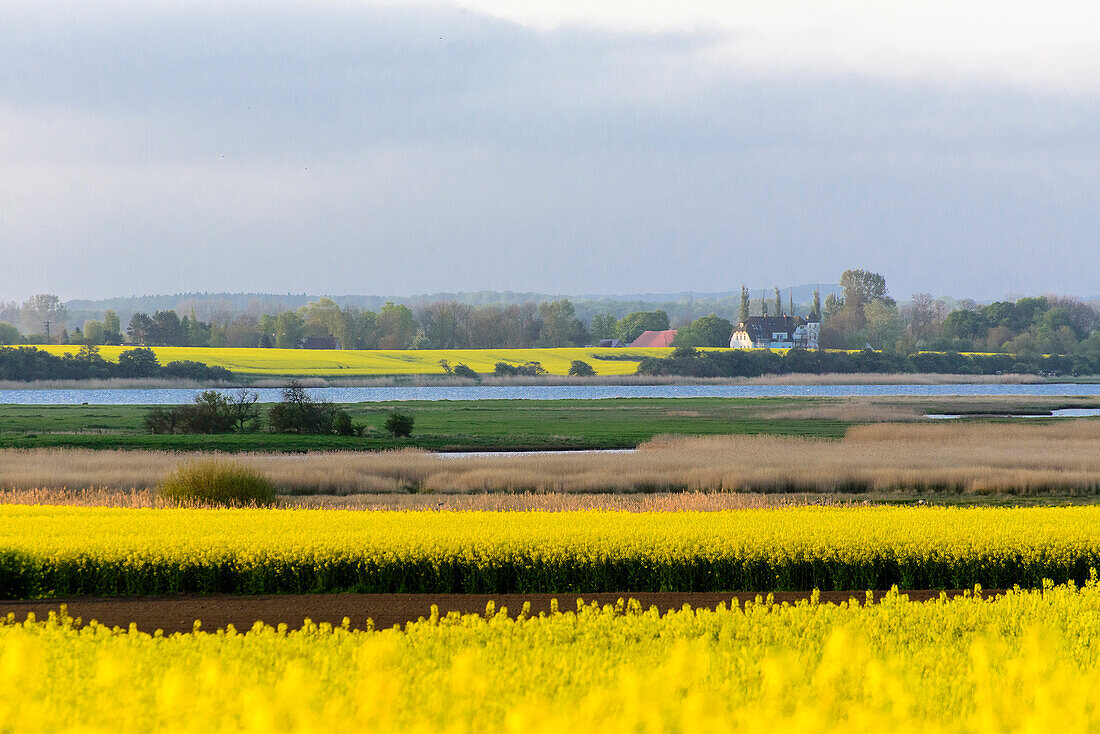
[{"x1": 630, "y1": 329, "x2": 678, "y2": 348}]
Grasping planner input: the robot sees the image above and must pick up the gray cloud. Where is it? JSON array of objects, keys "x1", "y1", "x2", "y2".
[{"x1": 1, "y1": 0, "x2": 1097, "y2": 301}]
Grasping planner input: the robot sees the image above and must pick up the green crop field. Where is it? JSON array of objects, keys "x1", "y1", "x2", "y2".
[
  {"x1": 1, "y1": 395, "x2": 1092, "y2": 453},
  {"x1": 0, "y1": 397, "x2": 849, "y2": 452},
  {"x1": 23, "y1": 345, "x2": 674, "y2": 376}
]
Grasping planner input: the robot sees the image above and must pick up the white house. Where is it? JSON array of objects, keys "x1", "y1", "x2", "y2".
[{"x1": 729, "y1": 315, "x2": 820, "y2": 349}]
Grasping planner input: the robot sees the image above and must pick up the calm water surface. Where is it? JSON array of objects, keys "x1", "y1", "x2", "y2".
[
  {"x1": 926, "y1": 408, "x2": 1100, "y2": 419},
  {"x1": 3, "y1": 384, "x2": 1100, "y2": 405}
]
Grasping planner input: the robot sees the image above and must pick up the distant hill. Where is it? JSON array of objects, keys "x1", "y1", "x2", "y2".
[{"x1": 63, "y1": 286, "x2": 844, "y2": 327}]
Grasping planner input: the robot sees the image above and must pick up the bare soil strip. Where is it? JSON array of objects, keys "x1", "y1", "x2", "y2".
[{"x1": 0, "y1": 590, "x2": 1004, "y2": 634}]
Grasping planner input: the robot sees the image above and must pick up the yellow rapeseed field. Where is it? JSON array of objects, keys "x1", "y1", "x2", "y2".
[
  {"x1": 3, "y1": 505, "x2": 1100, "y2": 595},
  {"x1": 4, "y1": 581, "x2": 1100, "y2": 732},
  {"x1": 23, "y1": 345, "x2": 671, "y2": 375}
]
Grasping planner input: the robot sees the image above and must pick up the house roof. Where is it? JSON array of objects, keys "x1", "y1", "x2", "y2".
[
  {"x1": 301, "y1": 336, "x2": 340, "y2": 349},
  {"x1": 630, "y1": 329, "x2": 678, "y2": 348},
  {"x1": 734, "y1": 316, "x2": 807, "y2": 340}
]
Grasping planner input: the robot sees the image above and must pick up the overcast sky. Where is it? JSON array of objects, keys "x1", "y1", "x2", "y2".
[{"x1": 1, "y1": 0, "x2": 1097, "y2": 302}]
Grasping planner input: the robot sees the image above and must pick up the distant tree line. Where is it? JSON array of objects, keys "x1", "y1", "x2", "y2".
[
  {"x1": 0, "y1": 345, "x2": 232, "y2": 382},
  {"x1": 811, "y1": 270, "x2": 1100, "y2": 363},
  {"x1": 638, "y1": 345, "x2": 1099, "y2": 378},
  {"x1": 3, "y1": 280, "x2": 1098, "y2": 365}
]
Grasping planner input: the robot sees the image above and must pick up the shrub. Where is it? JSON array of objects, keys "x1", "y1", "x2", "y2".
[
  {"x1": 158, "y1": 460, "x2": 276, "y2": 507},
  {"x1": 452, "y1": 363, "x2": 480, "y2": 381},
  {"x1": 163, "y1": 360, "x2": 234, "y2": 382},
  {"x1": 384, "y1": 413, "x2": 415, "y2": 438},
  {"x1": 268, "y1": 381, "x2": 337, "y2": 434},
  {"x1": 568, "y1": 360, "x2": 596, "y2": 377},
  {"x1": 142, "y1": 390, "x2": 260, "y2": 434},
  {"x1": 333, "y1": 410, "x2": 359, "y2": 436},
  {"x1": 493, "y1": 361, "x2": 547, "y2": 377},
  {"x1": 143, "y1": 407, "x2": 180, "y2": 435}
]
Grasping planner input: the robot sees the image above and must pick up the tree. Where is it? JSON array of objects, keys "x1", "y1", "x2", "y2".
[
  {"x1": 811, "y1": 290, "x2": 821, "y2": 320},
  {"x1": 117, "y1": 347, "x2": 160, "y2": 377},
  {"x1": 615, "y1": 311, "x2": 670, "y2": 343},
  {"x1": 0, "y1": 323, "x2": 20, "y2": 345},
  {"x1": 864, "y1": 300, "x2": 904, "y2": 350},
  {"x1": 418, "y1": 301, "x2": 470, "y2": 349},
  {"x1": 82, "y1": 320, "x2": 106, "y2": 344},
  {"x1": 275, "y1": 312, "x2": 304, "y2": 349},
  {"x1": 839, "y1": 269, "x2": 891, "y2": 310},
  {"x1": 224, "y1": 314, "x2": 261, "y2": 347},
  {"x1": 740, "y1": 286, "x2": 750, "y2": 322},
  {"x1": 820, "y1": 269, "x2": 893, "y2": 347},
  {"x1": 257, "y1": 314, "x2": 277, "y2": 348},
  {"x1": 538, "y1": 299, "x2": 585, "y2": 347},
  {"x1": 225, "y1": 389, "x2": 261, "y2": 432},
  {"x1": 906, "y1": 294, "x2": 946, "y2": 340},
  {"x1": 74, "y1": 342, "x2": 104, "y2": 364},
  {"x1": 126, "y1": 313, "x2": 155, "y2": 345},
  {"x1": 355, "y1": 309, "x2": 380, "y2": 349},
  {"x1": 774, "y1": 288, "x2": 783, "y2": 317},
  {"x1": 673, "y1": 314, "x2": 734, "y2": 348},
  {"x1": 185, "y1": 309, "x2": 211, "y2": 346},
  {"x1": 1044, "y1": 298, "x2": 1099, "y2": 340},
  {"x1": 0, "y1": 302, "x2": 18, "y2": 327},
  {"x1": 21, "y1": 294, "x2": 68, "y2": 338},
  {"x1": 590, "y1": 313, "x2": 618, "y2": 342},
  {"x1": 942, "y1": 310, "x2": 988, "y2": 342},
  {"x1": 299, "y1": 297, "x2": 346, "y2": 342},
  {"x1": 102, "y1": 310, "x2": 122, "y2": 342},
  {"x1": 468, "y1": 307, "x2": 508, "y2": 348},
  {"x1": 151, "y1": 310, "x2": 186, "y2": 346},
  {"x1": 377, "y1": 302, "x2": 418, "y2": 349}
]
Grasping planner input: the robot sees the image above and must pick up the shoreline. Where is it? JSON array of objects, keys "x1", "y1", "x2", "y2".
[{"x1": 0, "y1": 372, "x2": 1054, "y2": 390}]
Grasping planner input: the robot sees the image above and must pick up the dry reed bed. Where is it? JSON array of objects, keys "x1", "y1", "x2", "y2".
[
  {"x1": 1, "y1": 420, "x2": 1099, "y2": 496},
  {"x1": 0, "y1": 488, "x2": 832, "y2": 511}
]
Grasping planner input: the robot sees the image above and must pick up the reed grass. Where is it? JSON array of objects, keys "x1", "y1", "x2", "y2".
[
  {"x1": 1, "y1": 420, "x2": 1098, "y2": 497},
  {"x1": 0, "y1": 488, "x2": 840, "y2": 510}
]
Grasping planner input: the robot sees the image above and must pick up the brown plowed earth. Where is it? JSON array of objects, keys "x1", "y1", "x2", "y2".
[{"x1": 0, "y1": 590, "x2": 1005, "y2": 634}]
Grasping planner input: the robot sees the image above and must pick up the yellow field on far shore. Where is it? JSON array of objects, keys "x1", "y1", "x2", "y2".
[{"x1": 21, "y1": 345, "x2": 674, "y2": 376}]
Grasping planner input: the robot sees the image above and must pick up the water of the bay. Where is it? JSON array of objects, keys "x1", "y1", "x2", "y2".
[{"x1": 2, "y1": 383, "x2": 1100, "y2": 405}]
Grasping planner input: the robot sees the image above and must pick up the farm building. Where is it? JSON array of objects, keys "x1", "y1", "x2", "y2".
[
  {"x1": 597, "y1": 338, "x2": 625, "y2": 347},
  {"x1": 630, "y1": 330, "x2": 678, "y2": 348},
  {"x1": 300, "y1": 336, "x2": 341, "y2": 349},
  {"x1": 729, "y1": 316, "x2": 819, "y2": 349}
]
